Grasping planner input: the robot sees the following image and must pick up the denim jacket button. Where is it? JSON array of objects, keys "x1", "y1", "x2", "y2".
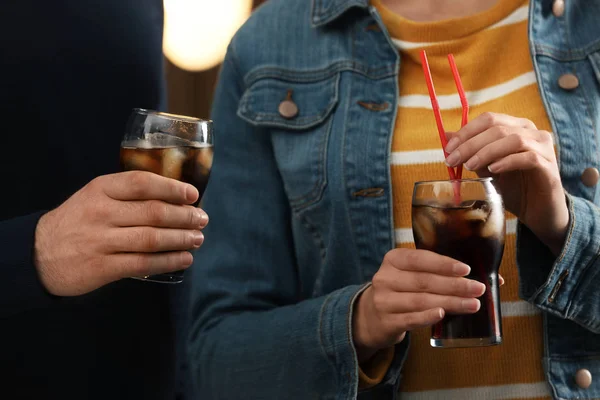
[
  {"x1": 581, "y1": 168, "x2": 599, "y2": 187},
  {"x1": 552, "y1": 0, "x2": 565, "y2": 17},
  {"x1": 575, "y1": 368, "x2": 592, "y2": 389},
  {"x1": 278, "y1": 100, "x2": 299, "y2": 119},
  {"x1": 558, "y1": 73, "x2": 579, "y2": 90}
]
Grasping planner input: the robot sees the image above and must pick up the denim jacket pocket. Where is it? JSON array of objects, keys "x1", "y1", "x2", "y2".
[{"x1": 237, "y1": 72, "x2": 339, "y2": 208}]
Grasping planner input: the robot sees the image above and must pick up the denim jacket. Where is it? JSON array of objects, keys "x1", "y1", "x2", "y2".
[{"x1": 188, "y1": 0, "x2": 600, "y2": 398}]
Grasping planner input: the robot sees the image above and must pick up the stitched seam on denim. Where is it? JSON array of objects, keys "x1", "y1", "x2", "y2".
[
  {"x1": 544, "y1": 353, "x2": 562, "y2": 400},
  {"x1": 317, "y1": 292, "x2": 338, "y2": 374},
  {"x1": 295, "y1": 213, "x2": 327, "y2": 298},
  {"x1": 311, "y1": 0, "x2": 320, "y2": 24},
  {"x1": 289, "y1": 114, "x2": 334, "y2": 209},
  {"x1": 578, "y1": 58, "x2": 600, "y2": 203},
  {"x1": 339, "y1": 37, "x2": 354, "y2": 280},
  {"x1": 369, "y1": 0, "x2": 402, "y2": 255},
  {"x1": 566, "y1": 249, "x2": 600, "y2": 332},
  {"x1": 530, "y1": 45, "x2": 564, "y2": 175},
  {"x1": 246, "y1": 103, "x2": 336, "y2": 128},
  {"x1": 312, "y1": 0, "x2": 368, "y2": 26},
  {"x1": 528, "y1": 0, "x2": 561, "y2": 168},
  {"x1": 533, "y1": 39, "x2": 600, "y2": 61},
  {"x1": 244, "y1": 62, "x2": 396, "y2": 86},
  {"x1": 345, "y1": 284, "x2": 369, "y2": 400},
  {"x1": 528, "y1": 193, "x2": 576, "y2": 304},
  {"x1": 590, "y1": 51, "x2": 600, "y2": 84}
]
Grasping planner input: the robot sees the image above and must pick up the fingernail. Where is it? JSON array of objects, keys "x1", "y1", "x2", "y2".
[
  {"x1": 438, "y1": 308, "x2": 445, "y2": 319},
  {"x1": 193, "y1": 231, "x2": 204, "y2": 248},
  {"x1": 468, "y1": 280, "x2": 486, "y2": 296},
  {"x1": 186, "y1": 185, "x2": 199, "y2": 203},
  {"x1": 197, "y1": 210, "x2": 209, "y2": 227},
  {"x1": 445, "y1": 151, "x2": 461, "y2": 167},
  {"x1": 452, "y1": 263, "x2": 471, "y2": 276},
  {"x1": 464, "y1": 155, "x2": 480, "y2": 171},
  {"x1": 445, "y1": 137, "x2": 460, "y2": 153},
  {"x1": 462, "y1": 299, "x2": 481, "y2": 312},
  {"x1": 488, "y1": 163, "x2": 498, "y2": 173},
  {"x1": 181, "y1": 252, "x2": 193, "y2": 267}
]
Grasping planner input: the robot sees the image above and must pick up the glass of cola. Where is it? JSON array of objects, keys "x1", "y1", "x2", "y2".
[
  {"x1": 412, "y1": 178, "x2": 505, "y2": 348},
  {"x1": 120, "y1": 108, "x2": 213, "y2": 283}
]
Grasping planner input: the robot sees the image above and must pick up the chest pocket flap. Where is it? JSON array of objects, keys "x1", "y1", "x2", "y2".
[{"x1": 237, "y1": 74, "x2": 339, "y2": 130}]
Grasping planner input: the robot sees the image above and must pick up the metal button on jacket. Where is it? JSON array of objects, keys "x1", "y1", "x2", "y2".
[
  {"x1": 575, "y1": 369, "x2": 592, "y2": 389},
  {"x1": 558, "y1": 74, "x2": 579, "y2": 90},
  {"x1": 279, "y1": 90, "x2": 298, "y2": 119},
  {"x1": 553, "y1": 0, "x2": 565, "y2": 17},
  {"x1": 581, "y1": 168, "x2": 600, "y2": 187}
]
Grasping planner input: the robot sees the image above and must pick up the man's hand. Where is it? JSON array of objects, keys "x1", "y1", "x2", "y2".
[{"x1": 34, "y1": 171, "x2": 209, "y2": 296}]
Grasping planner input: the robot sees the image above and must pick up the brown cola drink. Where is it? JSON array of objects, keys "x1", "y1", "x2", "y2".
[
  {"x1": 412, "y1": 194, "x2": 505, "y2": 347},
  {"x1": 120, "y1": 110, "x2": 213, "y2": 284},
  {"x1": 120, "y1": 140, "x2": 213, "y2": 207}
]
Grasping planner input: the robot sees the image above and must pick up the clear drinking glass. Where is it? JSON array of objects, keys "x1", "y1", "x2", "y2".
[
  {"x1": 120, "y1": 108, "x2": 213, "y2": 283},
  {"x1": 411, "y1": 178, "x2": 505, "y2": 347}
]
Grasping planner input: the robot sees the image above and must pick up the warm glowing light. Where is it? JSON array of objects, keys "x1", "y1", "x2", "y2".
[{"x1": 163, "y1": 0, "x2": 252, "y2": 71}]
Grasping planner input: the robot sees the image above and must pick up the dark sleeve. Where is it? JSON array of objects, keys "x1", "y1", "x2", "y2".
[{"x1": 0, "y1": 212, "x2": 58, "y2": 318}]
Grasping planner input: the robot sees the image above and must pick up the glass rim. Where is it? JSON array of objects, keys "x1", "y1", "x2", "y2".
[
  {"x1": 413, "y1": 177, "x2": 493, "y2": 186},
  {"x1": 133, "y1": 108, "x2": 212, "y2": 125}
]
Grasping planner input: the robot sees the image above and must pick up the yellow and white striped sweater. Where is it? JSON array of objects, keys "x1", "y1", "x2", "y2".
[{"x1": 371, "y1": 0, "x2": 553, "y2": 398}]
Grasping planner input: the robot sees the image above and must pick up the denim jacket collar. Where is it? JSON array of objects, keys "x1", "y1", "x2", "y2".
[{"x1": 311, "y1": 0, "x2": 369, "y2": 26}]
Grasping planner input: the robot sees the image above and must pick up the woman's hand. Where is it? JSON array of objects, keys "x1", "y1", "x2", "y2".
[
  {"x1": 353, "y1": 248, "x2": 486, "y2": 363},
  {"x1": 444, "y1": 112, "x2": 569, "y2": 255}
]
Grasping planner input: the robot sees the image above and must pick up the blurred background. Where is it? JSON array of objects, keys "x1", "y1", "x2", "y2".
[{"x1": 164, "y1": 0, "x2": 267, "y2": 119}]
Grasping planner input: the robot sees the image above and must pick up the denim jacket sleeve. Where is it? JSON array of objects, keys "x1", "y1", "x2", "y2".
[
  {"x1": 187, "y1": 45, "x2": 405, "y2": 399},
  {"x1": 517, "y1": 192, "x2": 600, "y2": 333}
]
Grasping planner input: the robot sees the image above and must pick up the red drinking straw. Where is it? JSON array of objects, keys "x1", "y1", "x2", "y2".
[
  {"x1": 447, "y1": 54, "x2": 469, "y2": 180},
  {"x1": 419, "y1": 50, "x2": 457, "y2": 181}
]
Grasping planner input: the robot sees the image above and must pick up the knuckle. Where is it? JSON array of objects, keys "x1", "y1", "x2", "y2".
[
  {"x1": 371, "y1": 272, "x2": 386, "y2": 288},
  {"x1": 539, "y1": 130, "x2": 554, "y2": 144},
  {"x1": 85, "y1": 176, "x2": 106, "y2": 195},
  {"x1": 522, "y1": 118, "x2": 537, "y2": 129},
  {"x1": 494, "y1": 125, "x2": 511, "y2": 138},
  {"x1": 452, "y1": 278, "x2": 466, "y2": 294},
  {"x1": 93, "y1": 201, "x2": 112, "y2": 222},
  {"x1": 146, "y1": 201, "x2": 169, "y2": 225},
  {"x1": 131, "y1": 254, "x2": 151, "y2": 277},
  {"x1": 140, "y1": 229, "x2": 160, "y2": 250},
  {"x1": 481, "y1": 112, "x2": 498, "y2": 126},
  {"x1": 511, "y1": 133, "x2": 528, "y2": 149},
  {"x1": 409, "y1": 294, "x2": 427, "y2": 310},
  {"x1": 128, "y1": 171, "x2": 151, "y2": 197},
  {"x1": 382, "y1": 249, "x2": 398, "y2": 266},
  {"x1": 404, "y1": 250, "x2": 421, "y2": 268},
  {"x1": 413, "y1": 274, "x2": 429, "y2": 291},
  {"x1": 527, "y1": 151, "x2": 541, "y2": 165}
]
